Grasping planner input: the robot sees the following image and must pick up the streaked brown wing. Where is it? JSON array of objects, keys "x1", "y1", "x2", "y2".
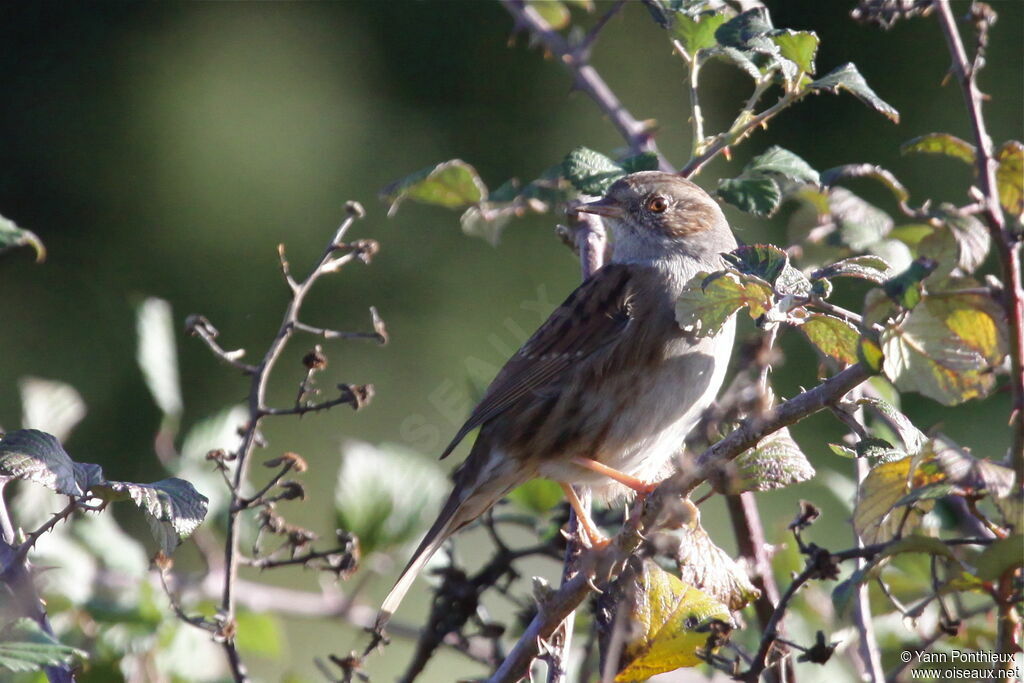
[{"x1": 440, "y1": 263, "x2": 637, "y2": 459}]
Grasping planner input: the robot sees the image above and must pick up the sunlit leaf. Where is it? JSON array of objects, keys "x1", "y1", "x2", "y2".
[
  {"x1": 820, "y1": 163, "x2": 909, "y2": 203},
  {"x1": 931, "y1": 204, "x2": 991, "y2": 273},
  {"x1": 675, "y1": 270, "x2": 773, "y2": 336},
  {"x1": 854, "y1": 455, "x2": 931, "y2": 544},
  {"x1": 381, "y1": 160, "x2": 487, "y2": 214},
  {"x1": 0, "y1": 214, "x2": 45, "y2": 262},
  {"x1": 855, "y1": 396, "x2": 927, "y2": 454},
  {"x1": 674, "y1": 506, "x2": 760, "y2": 611},
  {"x1": 528, "y1": 0, "x2": 570, "y2": 29},
  {"x1": 713, "y1": 7, "x2": 774, "y2": 50},
  {"x1": 19, "y1": 377, "x2": 86, "y2": 443},
  {"x1": 881, "y1": 257, "x2": 937, "y2": 310},
  {"x1": 996, "y1": 140, "x2": 1023, "y2": 219},
  {"x1": 619, "y1": 152, "x2": 660, "y2": 174},
  {"x1": 0, "y1": 618, "x2": 86, "y2": 673},
  {"x1": 770, "y1": 30, "x2": 818, "y2": 75},
  {"x1": 810, "y1": 63, "x2": 900, "y2": 123},
  {"x1": 900, "y1": 133, "x2": 975, "y2": 165},
  {"x1": 723, "y1": 243, "x2": 810, "y2": 295},
  {"x1": 717, "y1": 176, "x2": 781, "y2": 216},
  {"x1": 710, "y1": 427, "x2": 814, "y2": 494},
  {"x1": 881, "y1": 293, "x2": 1007, "y2": 405},
  {"x1": 136, "y1": 297, "x2": 183, "y2": 419},
  {"x1": 672, "y1": 10, "x2": 729, "y2": 56},
  {"x1": 93, "y1": 478, "x2": 209, "y2": 554},
  {"x1": 800, "y1": 314, "x2": 860, "y2": 364},
  {"x1": 931, "y1": 434, "x2": 1014, "y2": 498},
  {"x1": 563, "y1": 146, "x2": 625, "y2": 195},
  {"x1": 611, "y1": 560, "x2": 731, "y2": 681},
  {"x1": 703, "y1": 45, "x2": 760, "y2": 80},
  {"x1": 746, "y1": 146, "x2": 820, "y2": 184},
  {"x1": 830, "y1": 188, "x2": 894, "y2": 251},
  {"x1": 718, "y1": 147, "x2": 818, "y2": 217}
]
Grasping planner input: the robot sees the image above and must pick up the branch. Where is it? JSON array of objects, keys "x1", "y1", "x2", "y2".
[
  {"x1": 490, "y1": 362, "x2": 873, "y2": 681},
  {"x1": 933, "y1": 0, "x2": 1024, "y2": 482},
  {"x1": 500, "y1": 0, "x2": 672, "y2": 170}
]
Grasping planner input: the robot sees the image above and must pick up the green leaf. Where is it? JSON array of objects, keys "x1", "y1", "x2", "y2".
[
  {"x1": 612, "y1": 560, "x2": 731, "y2": 682},
  {"x1": 235, "y1": 611, "x2": 284, "y2": 660},
  {"x1": 0, "y1": 429, "x2": 83, "y2": 496},
  {"x1": 748, "y1": 146, "x2": 820, "y2": 184},
  {"x1": 93, "y1": 478, "x2": 209, "y2": 554},
  {"x1": 528, "y1": 0, "x2": 571, "y2": 29},
  {"x1": 828, "y1": 443, "x2": 857, "y2": 459},
  {"x1": 672, "y1": 10, "x2": 729, "y2": 56},
  {"x1": 620, "y1": 151, "x2": 661, "y2": 173},
  {"x1": 703, "y1": 45, "x2": 761, "y2": 80},
  {"x1": 900, "y1": 133, "x2": 976, "y2": 165},
  {"x1": 854, "y1": 456, "x2": 921, "y2": 544},
  {"x1": 801, "y1": 314, "x2": 860, "y2": 365},
  {"x1": 996, "y1": 140, "x2": 1023, "y2": 219},
  {"x1": 0, "y1": 618, "x2": 86, "y2": 673},
  {"x1": 882, "y1": 257, "x2": 937, "y2": 310},
  {"x1": 770, "y1": 30, "x2": 819, "y2": 75},
  {"x1": 881, "y1": 293, "x2": 1007, "y2": 405},
  {"x1": 829, "y1": 188, "x2": 894, "y2": 250},
  {"x1": 507, "y1": 478, "x2": 564, "y2": 514},
  {"x1": 381, "y1": 159, "x2": 487, "y2": 214},
  {"x1": 675, "y1": 270, "x2": 774, "y2": 336},
  {"x1": 711, "y1": 426, "x2": 814, "y2": 494},
  {"x1": 717, "y1": 176, "x2": 781, "y2": 216},
  {"x1": 820, "y1": 163, "x2": 910, "y2": 204},
  {"x1": 855, "y1": 396, "x2": 927, "y2": 454},
  {"x1": 856, "y1": 437, "x2": 905, "y2": 464},
  {"x1": 857, "y1": 336, "x2": 885, "y2": 374},
  {"x1": 723, "y1": 243, "x2": 810, "y2": 295},
  {"x1": 974, "y1": 535, "x2": 1024, "y2": 581},
  {"x1": 809, "y1": 63, "x2": 900, "y2": 123},
  {"x1": 563, "y1": 146, "x2": 626, "y2": 195},
  {"x1": 812, "y1": 255, "x2": 892, "y2": 283},
  {"x1": 335, "y1": 441, "x2": 447, "y2": 555},
  {"x1": 675, "y1": 510, "x2": 760, "y2": 611},
  {"x1": 931, "y1": 204, "x2": 991, "y2": 273},
  {"x1": 932, "y1": 434, "x2": 1014, "y2": 498},
  {"x1": 0, "y1": 214, "x2": 45, "y2": 262},
  {"x1": 136, "y1": 297, "x2": 183, "y2": 419},
  {"x1": 714, "y1": 7, "x2": 774, "y2": 51}
]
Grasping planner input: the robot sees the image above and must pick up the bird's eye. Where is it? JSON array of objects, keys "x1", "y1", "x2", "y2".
[{"x1": 645, "y1": 195, "x2": 668, "y2": 213}]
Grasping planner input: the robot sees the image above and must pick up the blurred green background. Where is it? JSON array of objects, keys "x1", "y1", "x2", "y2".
[{"x1": 0, "y1": 1, "x2": 1020, "y2": 680}]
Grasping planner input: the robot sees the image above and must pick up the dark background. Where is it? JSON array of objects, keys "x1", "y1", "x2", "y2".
[{"x1": 0, "y1": 2, "x2": 1019, "y2": 680}]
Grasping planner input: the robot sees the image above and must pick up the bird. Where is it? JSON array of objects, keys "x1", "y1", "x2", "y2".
[{"x1": 376, "y1": 171, "x2": 737, "y2": 630}]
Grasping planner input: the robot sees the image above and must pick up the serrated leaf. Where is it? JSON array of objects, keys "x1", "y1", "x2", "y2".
[
  {"x1": 854, "y1": 456, "x2": 920, "y2": 544},
  {"x1": 974, "y1": 535, "x2": 1024, "y2": 581},
  {"x1": 675, "y1": 270, "x2": 773, "y2": 336},
  {"x1": 0, "y1": 429, "x2": 83, "y2": 496},
  {"x1": 711, "y1": 426, "x2": 814, "y2": 494},
  {"x1": 507, "y1": 478, "x2": 563, "y2": 514},
  {"x1": 336, "y1": 441, "x2": 447, "y2": 555},
  {"x1": 563, "y1": 146, "x2": 625, "y2": 195},
  {"x1": 801, "y1": 314, "x2": 860, "y2": 364},
  {"x1": 0, "y1": 618, "x2": 86, "y2": 673},
  {"x1": 136, "y1": 297, "x2": 183, "y2": 419},
  {"x1": 0, "y1": 214, "x2": 45, "y2": 262},
  {"x1": 723, "y1": 243, "x2": 810, "y2": 295},
  {"x1": 881, "y1": 293, "x2": 1007, "y2": 405},
  {"x1": 528, "y1": 0, "x2": 570, "y2": 29},
  {"x1": 821, "y1": 163, "x2": 909, "y2": 203},
  {"x1": 996, "y1": 140, "x2": 1023, "y2": 219},
  {"x1": 93, "y1": 478, "x2": 209, "y2": 554},
  {"x1": 931, "y1": 434, "x2": 1014, "y2": 498},
  {"x1": 810, "y1": 63, "x2": 899, "y2": 123},
  {"x1": 931, "y1": 204, "x2": 991, "y2": 273},
  {"x1": 770, "y1": 30, "x2": 818, "y2": 75},
  {"x1": 675, "y1": 509, "x2": 760, "y2": 611},
  {"x1": 718, "y1": 176, "x2": 781, "y2": 216},
  {"x1": 19, "y1": 377, "x2": 86, "y2": 443},
  {"x1": 703, "y1": 45, "x2": 761, "y2": 80},
  {"x1": 613, "y1": 560, "x2": 731, "y2": 681},
  {"x1": 829, "y1": 188, "x2": 894, "y2": 250},
  {"x1": 747, "y1": 146, "x2": 820, "y2": 184},
  {"x1": 900, "y1": 133, "x2": 975, "y2": 165},
  {"x1": 672, "y1": 10, "x2": 729, "y2": 56},
  {"x1": 381, "y1": 160, "x2": 487, "y2": 214},
  {"x1": 714, "y1": 7, "x2": 774, "y2": 50},
  {"x1": 812, "y1": 255, "x2": 892, "y2": 283}
]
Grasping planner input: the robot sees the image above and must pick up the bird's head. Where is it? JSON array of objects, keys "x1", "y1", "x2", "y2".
[{"x1": 575, "y1": 171, "x2": 736, "y2": 265}]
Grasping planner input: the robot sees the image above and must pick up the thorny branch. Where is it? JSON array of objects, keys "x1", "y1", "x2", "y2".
[{"x1": 933, "y1": 0, "x2": 1024, "y2": 484}]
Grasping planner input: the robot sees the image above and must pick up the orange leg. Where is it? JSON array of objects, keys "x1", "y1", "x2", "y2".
[
  {"x1": 570, "y1": 456, "x2": 658, "y2": 495},
  {"x1": 559, "y1": 483, "x2": 609, "y2": 549}
]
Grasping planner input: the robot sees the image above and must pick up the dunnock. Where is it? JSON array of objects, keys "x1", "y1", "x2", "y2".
[{"x1": 377, "y1": 171, "x2": 737, "y2": 628}]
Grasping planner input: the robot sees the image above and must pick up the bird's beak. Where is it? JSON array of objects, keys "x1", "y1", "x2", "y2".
[{"x1": 575, "y1": 196, "x2": 625, "y2": 219}]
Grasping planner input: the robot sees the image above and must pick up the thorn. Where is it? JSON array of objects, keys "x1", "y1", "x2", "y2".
[{"x1": 585, "y1": 576, "x2": 605, "y2": 594}]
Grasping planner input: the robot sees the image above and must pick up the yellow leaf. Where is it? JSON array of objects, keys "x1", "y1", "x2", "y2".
[
  {"x1": 996, "y1": 140, "x2": 1023, "y2": 219},
  {"x1": 614, "y1": 561, "x2": 731, "y2": 682},
  {"x1": 854, "y1": 456, "x2": 915, "y2": 544}
]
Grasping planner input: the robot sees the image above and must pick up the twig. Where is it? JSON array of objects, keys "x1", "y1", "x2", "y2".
[
  {"x1": 934, "y1": 0, "x2": 1024, "y2": 484},
  {"x1": 500, "y1": 0, "x2": 672, "y2": 170},
  {"x1": 577, "y1": 0, "x2": 626, "y2": 59}
]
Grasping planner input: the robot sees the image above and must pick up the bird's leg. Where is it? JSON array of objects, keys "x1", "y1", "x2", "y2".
[
  {"x1": 570, "y1": 456, "x2": 658, "y2": 495},
  {"x1": 559, "y1": 482, "x2": 609, "y2": 549}
]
